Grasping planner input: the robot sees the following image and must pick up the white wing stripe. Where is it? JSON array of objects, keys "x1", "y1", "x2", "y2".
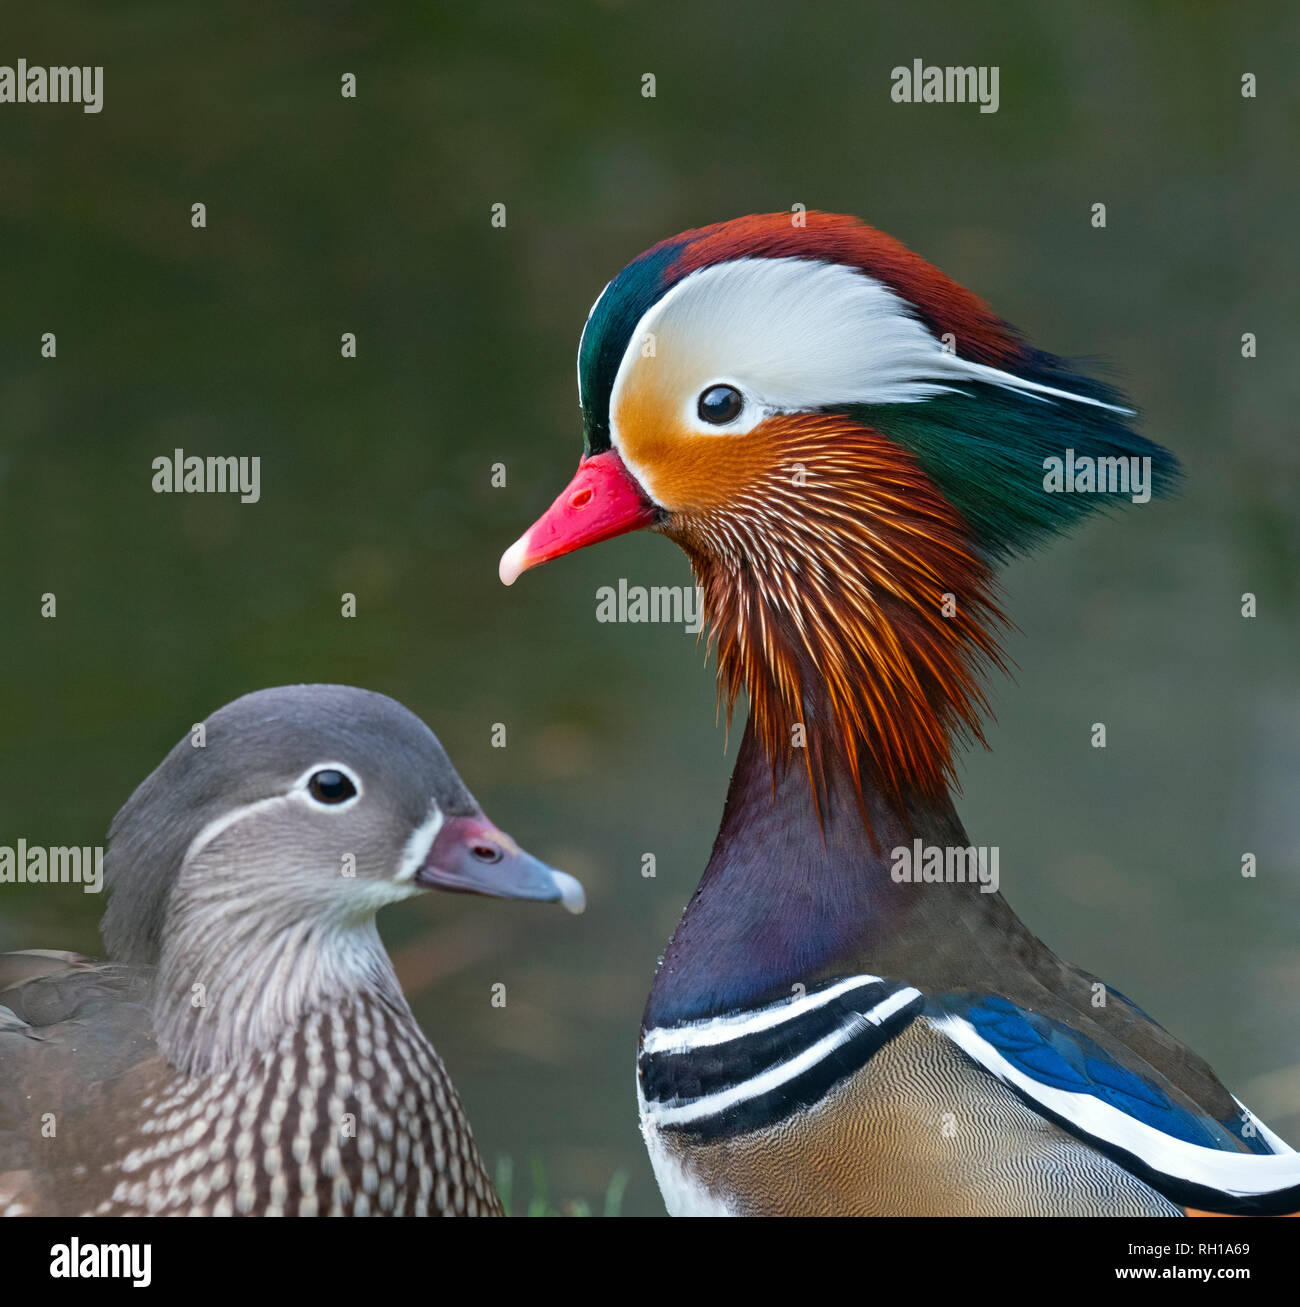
[
  {"x1": 933, "y1": 1015, "x2": 1300, "y2": 1197},
  {"x1": 1232, "y1": 1096, "x2": 1296, "y2": 1156}
]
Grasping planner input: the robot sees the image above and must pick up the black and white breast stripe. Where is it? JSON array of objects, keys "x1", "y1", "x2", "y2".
[{"x1": 638, "y1": 976, "x2": 923, "y2": 1142}]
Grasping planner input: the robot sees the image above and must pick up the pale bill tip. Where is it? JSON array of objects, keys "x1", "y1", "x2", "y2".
[
  {"x1": 498, "y1": 534, "x2": 529, "y2": 587},
  {"x1": 551, "y1": 870, "x2": 586, "y2": 915}
]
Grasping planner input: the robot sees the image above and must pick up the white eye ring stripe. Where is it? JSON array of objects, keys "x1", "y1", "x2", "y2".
[
  {"x1": 290, "y1": 761, "x2": 364, "y2": 808},
  {"x1": 693, "y1": 380, "x2": 752, "y2": 430}
]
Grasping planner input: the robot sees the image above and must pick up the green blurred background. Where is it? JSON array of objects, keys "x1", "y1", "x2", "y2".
[{"x1": 1, "y1": 3, "x2": 1296, "y2": 1215}]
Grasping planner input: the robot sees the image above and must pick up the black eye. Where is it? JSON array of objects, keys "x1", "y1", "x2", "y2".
[
  {"x1": 697, "y1": 384, "x2": 744, "y2": 425},
  {"x1": 308, "y1": 769, "x2": 357, "y2": 805}
]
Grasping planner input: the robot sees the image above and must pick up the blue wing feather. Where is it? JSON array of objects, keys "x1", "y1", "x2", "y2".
[{"x1": 938, "y1": 993, "x2": 1265, "y2": 1152}]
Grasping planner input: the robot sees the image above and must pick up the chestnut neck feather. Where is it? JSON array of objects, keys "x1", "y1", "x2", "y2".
[{"x1": 668, "y1": 415, "x2": 1005, "y2": 814}]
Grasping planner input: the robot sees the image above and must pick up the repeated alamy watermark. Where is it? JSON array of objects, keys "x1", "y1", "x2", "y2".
[
  {"x1": 0, "y1": 60, "x2": 103, "y2": 113},
  {"x1": 152, "y1": 449, "x2": 261, "y2": 503},
  {"x1": 1043, "y1": 449, "x2": 1152, "y2": 503},
  {"x1": 890, "y1": 840, "x2": 999, "y2": 894},
  {"x1": 0, "y1": 840, "x2": 103, "y2": 893},
  {"x1": 891, "y1": 60, "x2": 999, "y2": 114},
  {"x1": 596, "y1": 579, "x2": 705, "y2": 633}
]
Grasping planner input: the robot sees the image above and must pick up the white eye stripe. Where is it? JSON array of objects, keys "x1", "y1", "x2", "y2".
[
  {"x1": 184, "y1": 794, "x2": 290, "y2": 867},
  {"x1": 608, "y1": 256, "x2": 1130, "y2": 443},
  {"x1": 183, "y1": 762, "x2": 366, "y2": 864}
]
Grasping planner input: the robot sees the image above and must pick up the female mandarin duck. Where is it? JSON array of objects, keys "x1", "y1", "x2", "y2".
[
  {"x1": 0, "y1": 685, "x2": 584, "y2": 1216},
  {"x1": 500, "y1": 212, "x2": 1299, "y2": 1217}
]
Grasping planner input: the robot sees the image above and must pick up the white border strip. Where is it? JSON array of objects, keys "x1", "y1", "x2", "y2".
[
  {"x1": 933, "y1": 1015, "x2": 1300, "y2": 1198},
  {"x1": 642, "y1": 973, "x2": 892, "y2": 1056},
  {"x1": 642, "y1": 986, "x2": 922, "y2": 1127}
]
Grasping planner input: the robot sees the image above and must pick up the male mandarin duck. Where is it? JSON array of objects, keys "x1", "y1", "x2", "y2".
[
  {"x1": 500, "y1": 211, "x2": 1299, "y2": 1216},
  {"x1": 0, "y1": 685, "x2": 584, "y2": 1216}
]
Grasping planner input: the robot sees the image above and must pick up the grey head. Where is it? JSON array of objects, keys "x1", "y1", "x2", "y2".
[{"x1": 99, "y1": 684, "x2": 582, "y2": 1074}]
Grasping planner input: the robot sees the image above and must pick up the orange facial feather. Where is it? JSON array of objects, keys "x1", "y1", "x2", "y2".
[{"x1": 651, "y1": 414, "x2": 1007, "y2": 815}]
